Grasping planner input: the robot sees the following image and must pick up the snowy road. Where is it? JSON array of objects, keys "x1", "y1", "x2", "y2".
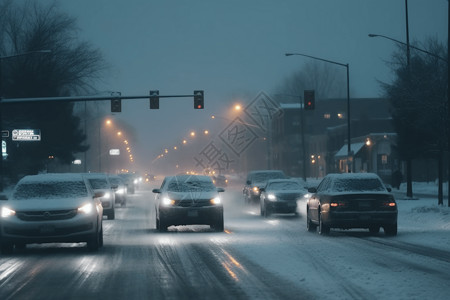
[{"x1": 0, "y1": 184, "x2": 449, "y2": 300}]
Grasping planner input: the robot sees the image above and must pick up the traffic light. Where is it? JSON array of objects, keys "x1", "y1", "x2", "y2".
[
  {"x1": 194, "y1": 90, "x2": 204, "y2": 109},
  {"x1": 304, "y1": 90, "x2": 315, "y2": 110},
  {"x1": 111, "y1": 98, "x2": 121, "y2": 112},
  {"x1": 150, "y1": 90, "x2": 159, "y2": 109}
]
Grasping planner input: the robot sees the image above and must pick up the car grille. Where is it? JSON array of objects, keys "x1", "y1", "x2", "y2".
[
  {"x1": 174, "y1": 199, "x2": 214, "y2": 207},
  {"x1": 16, "y1": 209, "x2": 78, "y2": 221}
]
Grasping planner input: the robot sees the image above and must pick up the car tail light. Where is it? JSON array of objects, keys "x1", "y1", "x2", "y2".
[{"x1": 330, "y1": 201, "x2": 348, "y2": 208}]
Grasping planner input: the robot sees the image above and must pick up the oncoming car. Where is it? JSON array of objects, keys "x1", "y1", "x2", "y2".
[
  {"x1": 85, "y1": 173, "x2": 116, "y2": 220},
  {"x1": 243, "y1": 170, "x2": 287, "y2": 204},
  {"x1": 306, "y1": 173, "x2": 397, "y2": 236},
  {"x1": 152, "y1": 175, "x2": 225, "y2": 232},
  {"x1": 0, "y1": 173, "x2": 104, "y2": 254},
  {"x1": 259, "y1": 179, "x2": 307, "y2": 217}
]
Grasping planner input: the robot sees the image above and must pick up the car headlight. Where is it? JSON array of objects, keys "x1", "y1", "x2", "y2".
[
  {"x1": 78, "y1": 203, "x2": 94, "y2": 214},
  {"x1": 267, "y1": 194, "x2": 277, "y2": 201},
  {"x1": 1, "y1": 207, "x2": 16, "y2": 218},
  {"x1": 210, "y1": 197, "x2": 222, "y2": 205},
  {"x1": 162, "y1": 197, "x2": 175, "y2": 206},
  {"x1": 252, "y1": 186, "x2": 259, "y2": 194},
  {"x1": 134, "y1": 179, "x2": 138, "y2": 184},
  {"x1": 102, "y1": 192, "x2": 111, "y2": 199},
  {"x1": 116, "y1": 188, "x2": 125, "y2": 195}
]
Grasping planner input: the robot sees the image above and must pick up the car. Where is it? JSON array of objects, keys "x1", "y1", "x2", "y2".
[
  {"x1": 108, "y1": 175, "x2": 127, "y2": 207},
  {"x1": 84, "y1": 173, "x2": 116, "y2": 220},
  {"x1": 0, "y1": 173, "x2": 104, "y2": 254},
  {"x1": 259, "y1": 179, "x2": 307, "y2": 217},
  {"x1": 152, "y1": 175, "x2": 225, "y2": 232},
  {"x1": 118, "y1": 173, "x2": 137, "y2": 194},
  {"x1": 212, "y1": 175, "x2": 228, "y2": 187},
  {"x1": 306, "y1": 173, "x2": 398, "y2": 236},
  {"x1": 243, "y1": 170, "x2": 287, "y2": 204}
]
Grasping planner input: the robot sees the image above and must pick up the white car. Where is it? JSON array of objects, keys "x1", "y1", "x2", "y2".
[
  {"x1": 0, "y1": 173, "x2": 104, "y2": 254},
  {"x1": 84, "y1": 173, "x2": 116, "y2": 220}
]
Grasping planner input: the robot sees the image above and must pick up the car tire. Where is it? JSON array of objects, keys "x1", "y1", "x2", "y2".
[
  {"x1": 0, "y1": 242, "x2": 14, "y2": 255},
  {"x1": 108, "y1": 209, "x2": 115, "y2": 220},
  {"x1": 369, "y1": 226, "x2": 380, "y2": 234},
  {"x1": 158, "y1": 217, "x2": 168, "y2": 232},
  {"x1": 384, "y1": 223, "x2": 397, "y2": 236},
  {"x1": 263, "y1": 203, "x2": 271, "y2": 218},
  {"x1": 307, "y1": 215, "x2": 317, "y2": 232},
  {"x1": 212, "y1": 215, "x2": 224, "y2": 232},
  {"x1": 260, "y1": 202, "x2": 264, "y2": 216},
  {"x1": 87, "y1": 231, "x2": 101, "y2": 251},
  {"x1": 318, "y1": 212, "x2": 330, "y2": 235}
]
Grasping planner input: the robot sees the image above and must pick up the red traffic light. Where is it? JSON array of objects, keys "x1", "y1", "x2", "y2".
[
  {"x1": 304, "y1": 90, "x2": 315, "y2": 110},
  {"x1": 194, "y1": 90, "x2": 204, "y2": 109}
]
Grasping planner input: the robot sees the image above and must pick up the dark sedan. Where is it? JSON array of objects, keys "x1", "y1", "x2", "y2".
[
  {"x1": 259, "y1": 179, "x2": 307, "y2": 217},
  {"x1": 152, "y1": 175, "x2": 225, "y2": 232},
  {"x1": 306, "y1": 173, "x2": 397, "y2": 236}
]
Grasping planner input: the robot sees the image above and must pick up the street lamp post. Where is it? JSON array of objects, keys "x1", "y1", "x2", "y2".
[
  {"x1": 285, "y1": 52, "x2": 352, "y2": 172},
  {"x1": 0, "y1": 50, "x2": 51, "y2": 192}
]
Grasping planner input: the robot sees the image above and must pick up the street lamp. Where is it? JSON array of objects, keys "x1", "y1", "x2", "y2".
[
  {"x1": 285, "y1": 52, "x2": 352, "y2": 172},
  {"x1": 0, "y1": 49, "x2": 52, "y2": 192}
]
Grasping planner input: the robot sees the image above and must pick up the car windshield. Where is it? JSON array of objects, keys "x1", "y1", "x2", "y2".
[
  {"x1": 167, "y1": 178, "x2": 216, "y2": 192},
  {"x1": 109, "y1": 178, "x2": 122, "y2": 185},
  {"x1": 13, "y1": 181, "x2": 88, "y2": 199},
  {"x1": 88, "y1": 178, "x2": 109, "y2": 189},
  {"x1": 268, "y1": 182, "x2": 301, "y2": 190},
  {"x1": 252, "y1": 172, "x2": 285, "y2": 182},
  {"x1": 332, "y1": 178, "x2": 386, "y2": 192}
]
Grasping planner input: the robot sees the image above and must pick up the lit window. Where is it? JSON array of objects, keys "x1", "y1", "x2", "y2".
[
  {"x1": 381, "y1": 155, "x2": 388, "y2": 165},
  {"x1": 337, "y1": 113, "x2": 344, "y2": 119},
  {"x1": 324, "y1": 114, "x2": 331, "y2": 119}
]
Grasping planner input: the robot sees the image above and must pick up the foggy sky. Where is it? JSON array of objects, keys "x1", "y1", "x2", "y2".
[{"x1": 50, "y1": 0, "x2": 448, "y2": 172}]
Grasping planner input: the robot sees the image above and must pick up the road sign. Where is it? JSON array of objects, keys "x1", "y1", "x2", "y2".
[
  {"x1": 12, "y1": 129, "x2": 41, "y2": 141},
  {"x1": 109, "y1": 149, "x2": 120, "y2": 155}
]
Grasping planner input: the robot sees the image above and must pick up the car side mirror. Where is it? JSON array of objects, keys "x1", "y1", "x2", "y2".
[
  {"x1": 0, "y1": 194, "x2": 8, "y2": 201},
  {"x1": 111, "y1": 184, "x2": 118, "y2": 189},
  {"x1": 152, "y1": 189, "x2": 161, "y2": 194},
  {"x1": 259, "y1": 188, "x2": 265, "y2": 192},
  {"x1": 386, "y1": 187, "x2": 392, "y2": 192},
  {"x1": 308, "y1": 187, "x2": 317, "y2": 193},
  {"x1": 246, "y1": 180, "x2": 251, "y2": 185},
  {"x1": 217, "y1": 188, "x2": 225, "y2": 193}
]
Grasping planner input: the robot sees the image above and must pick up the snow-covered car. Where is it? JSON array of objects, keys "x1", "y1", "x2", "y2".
[
  {"x1": 152, "y1": 175, "x2": 225, "y2": 232},
  {"x1": 84, "y1": 173, "x2": 116, "y2": 220},
  {"x1": 0, "y1": 173, "x2": 104, "y2": 254},
  {"x1": 306, "y1": 173, "x2": 397, "y2": 236},
  {"x1": 259, "y1": 179, "x2": 307, "y2": 217},
  {"x1": 243, "y1": 170, "x2": 287, "y2": 204},
  {"x1": 108, "y1": 175, "x2": 127, "y2": 207},
  {"x1": 118, "y1": 173, "x2": 137, "y2": 194}
]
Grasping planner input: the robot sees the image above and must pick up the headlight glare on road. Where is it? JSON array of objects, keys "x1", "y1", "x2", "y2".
[
  {"x1": 1, "y1": 207, "x2": 16, "y2": 218},
  {"x1": 210, "y1": 197, "x2": 221, "y2": 205},
  {"x1": 162, "y1": 197, "x2": 175, "y2": 206},
  {"x1": 78, "y1": 203, "x2": 94, "y2": 214},
  {"x1": 267, "y1": 194, "x2": 277, "y2": 201}
]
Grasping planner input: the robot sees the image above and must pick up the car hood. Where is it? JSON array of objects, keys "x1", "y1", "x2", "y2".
[
  {"x1": 166, "y1": 191, "x2": 219, "y2": 201},
  {"x1": 4, "y1": 196, "x2": 93, "y2": 211}
]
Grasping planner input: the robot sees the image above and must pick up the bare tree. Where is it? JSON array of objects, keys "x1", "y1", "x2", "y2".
[{"x1": 0, "y1": 0, "x2": 108, "y2": 181}]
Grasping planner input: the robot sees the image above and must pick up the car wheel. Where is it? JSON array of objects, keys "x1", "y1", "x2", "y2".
[
  {"x1": 384, "y1": 223, "x2": 397, "y2": 236},
  {"x1": 212, "y1": 216, "x2": 224, "y2": 232},
  {"x1": 318, "y1": 212, "x2": 330, "y2": 235},
  {"x1": 260, "y1": 202, "x2": 265, "y2": 216},
  {"x1": 87, "y1": 231, "x2": 100, "y2": 251},
  {"x1": 369, "y1": 226, "x2": 380, "y2": 234},
  {"x1": 108, "y1": 209, "x2": 115, "y2": 220},
  {"x1": 158, "y1": 217, "x2": 168, "y2": 232},
  {"x1": 263, "y1": 203, "x2": 271, "y2": 218},
  {"x1": 0, "y1": 242, "x2": 14, "y2": 255},
  {"x1": 307, "y1": 216, "x2": 317, "y2": 232}
]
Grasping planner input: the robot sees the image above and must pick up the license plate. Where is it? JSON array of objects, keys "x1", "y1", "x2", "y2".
[{"x1": 188, "y1": 210, "x2": 198, "y2": 217}]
